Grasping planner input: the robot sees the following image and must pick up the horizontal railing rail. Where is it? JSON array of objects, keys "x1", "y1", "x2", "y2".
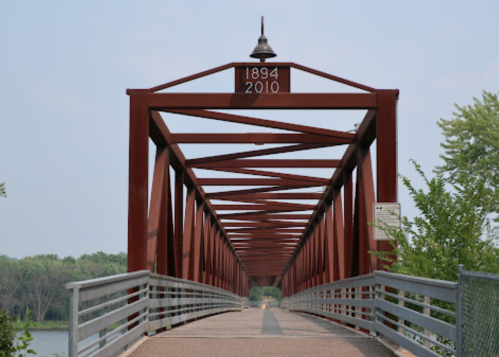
[
  {"x1": 286, "y1": 274, "x2": 376, "y2": 333},
  {"x1": 67, "y1": 272, "x2": 245, "y2": 357},
  {"x1": 283, "y1": 271, "x2": 458, "y2": 357}
]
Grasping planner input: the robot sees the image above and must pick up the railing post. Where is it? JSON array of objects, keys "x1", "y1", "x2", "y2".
[
  {"x1": 99, "y1": 296, "x2": 107, "y2": 349},
  {"x1": 370, "y1": 284, "x2": 376, "y2": 336},
  {"x1": 374, "y1": 282, "x2": 384, "y2": 332},
  {"x1": 145, "y1": 277, "x2": 150, "y2": 334},
  {"x1": 397, "y1": 289, "x2": 405, "y2": 335},
  {"x1": 68, "y1": 287, "x2": 79, "y2": 357},
  {"x1": 423, "y1": 295, "x2": 431, "y2": 349},
  {"x1": 456, "y1": 264, "x2": 464, "y2": 357}
]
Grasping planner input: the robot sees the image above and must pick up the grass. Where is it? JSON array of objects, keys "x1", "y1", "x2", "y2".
[
  {"x1": 13, "y1": 320, "x2": 129, "y2": 331},
  {"x1": 12, "y1": 320, "x2": 68, "y2": 330}
]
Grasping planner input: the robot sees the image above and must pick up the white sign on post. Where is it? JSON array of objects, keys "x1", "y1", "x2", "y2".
[{"x1": 373, "y1": 203, "x2": 401, "y2": 240}]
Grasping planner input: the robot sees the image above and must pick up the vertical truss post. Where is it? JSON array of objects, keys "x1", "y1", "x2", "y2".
[
  {"x1": 299, "y1": 248, "x2": 304, "y2": 291},
  {"x1": 304, "y1": 240, "x2": 309, "y2": 289},
  {"x1": 128, "y1": 91, "x2": 149, "y2": 272},
  {"x1": 359, "y1": 148, "x2": 377, "y2": 271},
  {"x1": 190, "y1": 200, "x2": 204, "y2": 282},
  {"x1": 318, "y1": 214, "x2": 325, "y2": 285},
  {"x1": 156, "y1": 147, "x2": 171, "y2": 276},
  {"x1": 308, "y1": 237, "x2": 313, "y2": 288},
  {"x1": 203, "y1": 214, "x2": 211, "y2": 284},
  {"x1": 357, "y1": 168, "x2": 370, "y2": 276},
  {"x1": 222, "y1": 242, "x2": 229, "y2": 290},
  {"x1": 376, "y1": 90, "x2": 398, "y2": 266},
  {"x1": 174, "y1": 169, "x2": 184, "y2": 278},
  {"x1": 211, "y1": 226, "x2": 218, "y2": 287},
  {"x1": 217, "y1": 230, "x2": 223, "y2": 288},
  {"x1": 343, "y1": 174, "x2": 353, "y2": 277},
  {"x1": 147, "y1": 146, "x2": 168, "y2": 272},
  {"x1": 333, "y1": 190, "x2": 346, "y2": 280},
  {"x1": 182, "y1": 188, "x2": 195, "y2": 280},
  {"x1": 312, "y1": 228, "x2": 317, "y2": 287},
  {"x1": 315, "y1": 225, "x2": 320, "y2": 286},
  {"x1": 166, "y1": 180, "x2": 176, "y2": 276},
  {"x1": 351, "y1": 173, "x2": 361, "y2": 277}
]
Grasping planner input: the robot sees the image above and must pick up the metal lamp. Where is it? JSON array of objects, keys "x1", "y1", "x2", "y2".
[{"x1": 250, "y1": 16, "x2": 276, "y2": 62}]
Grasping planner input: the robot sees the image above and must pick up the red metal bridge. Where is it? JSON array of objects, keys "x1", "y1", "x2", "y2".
[
  {"x1": 67, "y1": 59, "x2": 484, "y2": 357},
  {"x1": 126, "y1": 61, "x2": 398, "y2": 297}
]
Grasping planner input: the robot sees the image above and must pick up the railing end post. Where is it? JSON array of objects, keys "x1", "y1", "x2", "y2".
[
  {"x1": 455, "y1": 264, "x2": 464, "y2": 357},
  {"x1": 68, "y1": 287, "x2": 79, "y2": 357}
]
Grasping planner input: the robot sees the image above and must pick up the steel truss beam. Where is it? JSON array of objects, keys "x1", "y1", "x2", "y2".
[{"x1": 128, "y1": 62, "x2": 398, "y2": 299}]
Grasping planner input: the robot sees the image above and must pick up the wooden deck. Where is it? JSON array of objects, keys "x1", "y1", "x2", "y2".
[{"x1": 125, "y1": 308, "x2": 397, "y2": 357}]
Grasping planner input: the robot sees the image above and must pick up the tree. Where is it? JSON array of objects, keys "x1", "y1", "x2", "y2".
[
  {"x1": 436, "y1": 91, "x2": 499, "y2": 214},
  {"x1": 249, "y1": 286, "x2": 263, "y2": 301},
  {"x1": 372, "y1": 161, "x2": 499, "y2": 282},
  {"x1": 249, "y1": 286, "x2": 281, "y2": 301},
  {"x1": 0, "y1": 182, "x2": 5, "y2": 198},
  {"x1": 0, "y1": 256, "x2": 26, "y2": 314},
  {"x1": 21, "y1": 255, "x2": 67, "y2": 323},
  {"x1": 0, "y1": 252, "x2": 127, "y2": 323}
]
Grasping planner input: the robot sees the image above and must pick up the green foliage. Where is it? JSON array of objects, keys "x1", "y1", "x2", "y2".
[
  {"x1": 436, "y1": 91, "x2": 499, "y2": 215},
  {"x1": 370, "y1": 93, "x2": 499, "y2": 356},
  {"x1": 0, "y1": 310, "x2": 37, "y2": 357},
  {"x1": 0, "y1": 182, "x2": 5, "y2": 198},
  {"x1": 371, "y1": 161, "x2": 499, "y2": 281},
  {"x1": 249, "y1": 286, "x2": 281, "y2": 301},
  {"x1": 0, "y1": 252, "x2": 127, "y2": 324},
  {"x1": 0, "y1": 310, "x2": 16, "y2": 357},
  {"x1": 14, "y1": 310, "x2": 37, "y2": 357}
]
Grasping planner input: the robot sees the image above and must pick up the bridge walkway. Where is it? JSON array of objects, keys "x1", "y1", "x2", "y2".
[{"x1": 125, "y1": 308, "x2": 397, "y2": 357}]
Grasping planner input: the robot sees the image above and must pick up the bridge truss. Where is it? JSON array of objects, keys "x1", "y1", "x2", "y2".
[{"x1": 127, "y1": 62, "x2": 398, "y2": 298}]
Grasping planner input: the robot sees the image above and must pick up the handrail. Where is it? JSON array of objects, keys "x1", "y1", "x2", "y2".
[
  {"x1": 283, "y1": 271, "x2": 458, "y2": 357},
  {"x1": 67, "y1": 272, "x2": 247, "y2": 357}
]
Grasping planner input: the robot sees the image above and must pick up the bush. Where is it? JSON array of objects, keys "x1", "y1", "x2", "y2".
[{"x1": 0, "y1": 310, "x2": 16, "y2": 357}]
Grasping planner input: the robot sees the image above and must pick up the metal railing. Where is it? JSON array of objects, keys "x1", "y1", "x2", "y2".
[
  {"x1": 67, "y1": 271, "x2": 245, "y2": 357},
  {"x1": 290, "y1": 274, "x2": 376, "y2": 333},
  {"x1": 283, "y1": 271, "x2": 458, "y2": 357},
  {"x1": 67, "y1": 267, "x2": 499, "y2": 357},
  {"x1": 241, "y1": 297, "x2": 250, "y2": 309}
]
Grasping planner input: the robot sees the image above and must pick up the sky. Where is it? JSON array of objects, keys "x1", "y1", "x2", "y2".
[{"x1": 1, "y1": 1, "x2": 498, "y2": 259}]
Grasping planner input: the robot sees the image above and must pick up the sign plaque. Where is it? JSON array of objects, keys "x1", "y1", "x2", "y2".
[
  {"x1": 373, "y1": 203, "x2": 401, "y2": 241},
  {"x1": 235, "y1": 65, "x2": 290, "y2": 93}
]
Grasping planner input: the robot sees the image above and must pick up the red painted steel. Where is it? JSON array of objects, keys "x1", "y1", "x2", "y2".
[
  {"x1": 147, "y1": 92, "x2": 378, "y2": 110},
  {"x1": 166, "y1": 109, "x2": 352, "y2": 138},
  {"x1": 187, "y1": 143, "x2": 332, "y2": 166},
  {"x1": 190, "y1": 159, "x2": 341, "y2": 168},
  {"x1": 128, "y1": 92, "x2": 149, "y2": 272},
  {"x1": 171, "y1": 133, "x2": 351, "y2": 144},
  {"x1": 127, "y1": 61, "x2": 398, "y2": 299}
]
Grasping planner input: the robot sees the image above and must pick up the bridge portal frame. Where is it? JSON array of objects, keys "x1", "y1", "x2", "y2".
[{"x1": 127, "y1": 62, "x2": 398, "y2": 297}]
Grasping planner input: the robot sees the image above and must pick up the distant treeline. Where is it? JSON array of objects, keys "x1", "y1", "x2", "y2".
[
  {"x1": 249, "y1": 286, "x2": 281, "y2": 301},
  {"x1": 0, "y1": 252, "x2": 127, "y2": 323}
]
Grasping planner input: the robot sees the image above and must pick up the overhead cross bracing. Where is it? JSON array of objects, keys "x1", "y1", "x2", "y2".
[{"x1": 127, "y1": 62, "x2": 398, "y2": 293}]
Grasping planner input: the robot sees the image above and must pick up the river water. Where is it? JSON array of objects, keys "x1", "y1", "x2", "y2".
[
  {"x1": 28, "y1": 330, "x2": 107, "y2": 357},
  {"x1": 27, "y1": 330, "x2": 68, "y2": 357}
]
